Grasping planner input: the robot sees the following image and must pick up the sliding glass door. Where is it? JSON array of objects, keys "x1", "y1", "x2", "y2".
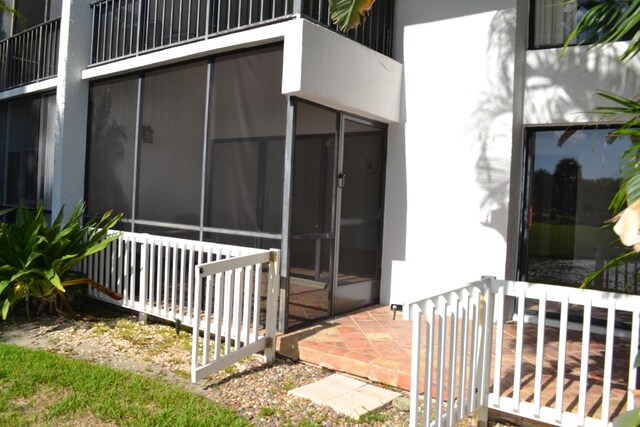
[
  {"x1": 287, "y1": 101, "x2": 386, "y2": 329},
  {"x1": 334, "y1": 117, "x2": 385, "y2": 314}
]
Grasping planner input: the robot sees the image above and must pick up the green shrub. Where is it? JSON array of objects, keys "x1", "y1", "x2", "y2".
[{"x1": 0, "y1": 201, "x2": 122, "y2": 319}]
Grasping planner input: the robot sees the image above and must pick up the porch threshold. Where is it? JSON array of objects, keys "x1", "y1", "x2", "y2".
[{"x1": 276, "y1": 305, "x2": 414, "y2": 390}]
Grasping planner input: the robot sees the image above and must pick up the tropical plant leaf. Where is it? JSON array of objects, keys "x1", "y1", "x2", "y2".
[
  {"x1": 628, "y1": 174, "x2": 640, "y2": 206},
  {"x1": 0, "y1": 207, "x2": 14, "y2": 218},
  {"x1": 612, "y1": 407, "x2": 640, "y2": 427},
  {"x1": 561, "y1": 0, "x2": 640, "y2": 61},
  {"x1": 47, "y1": 270, "x2": 64, "y2": 292},
  {"x1": 0, "y1": 280, "x2": 11, "y2": 296},
  {"x1": 328, "y1": 0, "x2": 376, "y2": 32},
  {"x1": 2, "y1": 297, "x2": 13, "y2": 320},
  {"x1": 583, "y1": 249, "x2": 638, "y2": 287},
  {"x1": 0, "y1": 201, "x2": 122, "y2": 319}
]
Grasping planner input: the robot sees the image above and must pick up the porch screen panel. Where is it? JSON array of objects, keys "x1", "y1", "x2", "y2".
[
  {"x1": 0, "y1": 103, "x2": 5, "y2": 205},
  {"x1": 0, "y1": 7, "x2": 10, "y2": 39},
  {"x1": 47, "y1": 0, "x2": 63, "y2": 20},
  {"x1": 39, "y1": 93, "x2": 56, "y2": 211},
  {"x1": 87, "y1": 76, "x2": 138, "y2": 220},
  {"x1": 524, "y1": 128, "x2": 632, "y2": 291},
  {"x1": 14, "y1": 0, "x2": 47, "y2": 32},
  {"x1": 4, "y1": 96, "x2": 40, "y2": 208},
  {"x1": 204, "y1": 45, "x2": 286, "y2": 237},
  {"x1": 137, "y1": 61, "x2": 207, "y2": 233}
]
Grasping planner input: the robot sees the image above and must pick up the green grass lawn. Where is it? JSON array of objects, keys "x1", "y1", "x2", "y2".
[
  {"x1": 528, "y1": 223, "x2": 617, "y2": 259},
  {"x1": 0, "y1": 342, "x2": 248, "y2": 426}
]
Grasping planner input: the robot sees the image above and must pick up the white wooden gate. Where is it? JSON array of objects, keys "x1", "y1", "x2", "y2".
[{"x1": 190, "y1": 249, "x2": 280, "y2": 382}]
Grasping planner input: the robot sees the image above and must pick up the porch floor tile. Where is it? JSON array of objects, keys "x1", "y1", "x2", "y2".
[
  {"x1": 289, "y1": 373, "x2": 400, "y2": 419},
  {"x1": 276, "y1": 304, "x2": 633, "y2": 423}
]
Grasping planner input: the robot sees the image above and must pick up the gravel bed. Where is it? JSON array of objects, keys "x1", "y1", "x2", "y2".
[{"x1": 0, "y1": 304, "x2": 412, "y2": 426}]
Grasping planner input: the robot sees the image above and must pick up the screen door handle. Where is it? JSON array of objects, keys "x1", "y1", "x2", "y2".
[{"x1": 338, "y1": 172, "x2": 346, "y2": 188}]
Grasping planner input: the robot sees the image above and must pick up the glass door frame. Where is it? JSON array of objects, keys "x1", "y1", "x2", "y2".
[
  {"x1": 280, "y1": 97, "x2": 387, "y2": 332},
  {"x1": 332, "y1": 113, "x2": 387, "y2": 316}
]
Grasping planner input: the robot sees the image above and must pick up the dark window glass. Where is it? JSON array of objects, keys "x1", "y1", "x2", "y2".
[
  {"x1": 14, "y1": 0, "x2": 46, "y2": 32},
  {"x1": 138, "y1": 61, "x2": 207, "y2": 226},
  {"x1": 531, "y1": 0, "x2": 634, "y2": 48},
  {"x1": 204, "y1": 46, "x2": 286, "y2": 233},
  {"x1": 86, "y1": 76, "x2": 138, "y2": 219},
  {"x1": 523, "y1": 128, "x2": 633, "y2": 291}
]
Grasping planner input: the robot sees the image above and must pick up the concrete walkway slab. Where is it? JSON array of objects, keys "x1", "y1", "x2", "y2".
[{"x1": 289, "y1": 373, "x2": 400, "y2": 419}]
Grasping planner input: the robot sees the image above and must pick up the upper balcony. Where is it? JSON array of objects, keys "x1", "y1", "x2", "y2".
[
  {"x1": 89, "y1": 0, "x2": 394, "y2": 65},
  {"x1": 0, "y1": 18, "x2": 61, "y2": 91}
]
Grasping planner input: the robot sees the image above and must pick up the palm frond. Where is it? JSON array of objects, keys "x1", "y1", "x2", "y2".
[
  {"x1": 328, "y1": 0, "x2": 376, "y2": 32},
  {"x1": 561, "y1": 0, "x2": 640, "y2": 60}
]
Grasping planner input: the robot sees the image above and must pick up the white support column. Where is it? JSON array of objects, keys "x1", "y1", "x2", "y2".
[{"x1": 51, "y1": 0, "x2": 93, "y2": 216}]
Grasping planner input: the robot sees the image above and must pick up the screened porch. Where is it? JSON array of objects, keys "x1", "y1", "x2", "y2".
[{"x1": 84, "y1": 44, "x2": 389, "y2": 333}]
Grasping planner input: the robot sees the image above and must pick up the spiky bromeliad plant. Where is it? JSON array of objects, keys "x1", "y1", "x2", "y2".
[{"x1": 0, "y1": 201, "x2": 122, "y2": 320}]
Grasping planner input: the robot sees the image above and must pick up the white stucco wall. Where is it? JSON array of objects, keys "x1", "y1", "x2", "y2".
[
  {"x1": 51, "y1": 0, "x2": 93, "y2": 216},
  {"x1": 384, "y1": 0, "x2": 640, "y2": 307},
  {"x1": 282, "y1": 20, "x2": 402, "y2": 124},
  {"x1": 524, "y1": 44, "x2": 640, "y2": 124},
  {"x1": 385, "y1": 1, "x2": 518, "y2": 305}
]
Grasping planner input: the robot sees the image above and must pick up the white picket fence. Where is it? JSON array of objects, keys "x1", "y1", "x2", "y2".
[
  {"x1": 78, "y1": 231, "x2": 280, "y2": 382},
  {"x1": 407, "y1": 281, "x2": 493, "y2": 426},
  {"x1": 407, "y1": 277, "x2": 640, "y2": 427}
]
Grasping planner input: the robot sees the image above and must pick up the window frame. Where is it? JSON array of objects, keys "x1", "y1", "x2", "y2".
[{"x1": 518, "y1": 124, "x2": 631, "y2": 286}]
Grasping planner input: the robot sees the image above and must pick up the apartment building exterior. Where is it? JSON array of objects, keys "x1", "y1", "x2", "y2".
[{"x1": 1, "y1": 0, "x2": 638, "y2": 331}]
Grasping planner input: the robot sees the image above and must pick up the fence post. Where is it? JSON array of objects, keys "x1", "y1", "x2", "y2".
[
  {"x1": 408, "y1": 303, "x2": 423, "y2": 427},
  {"x1": 191, "y1": 264, "x2": 203, "y2": 383},
  {"x1": 476, "y1": 277, "x2": 496, "y2": 426},
  {"x1": 139, "y1": 237, "x2": 149, "y2": 323},
  {"x1": 264, "y1": 249, "x2": 281, "y2": 363}
]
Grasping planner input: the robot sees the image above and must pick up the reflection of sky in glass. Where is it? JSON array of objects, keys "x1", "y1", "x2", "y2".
[{"x1": 533, "y1": 129, "x2": 631, "y2": 179}]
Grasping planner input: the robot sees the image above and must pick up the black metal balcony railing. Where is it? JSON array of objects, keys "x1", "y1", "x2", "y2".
[
  {"x1": 0, "y1": 19, "x2": 61, "y2": 91},
  {"x1": 90, "y1": 0, "x2": 393, "y2": 65}
]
